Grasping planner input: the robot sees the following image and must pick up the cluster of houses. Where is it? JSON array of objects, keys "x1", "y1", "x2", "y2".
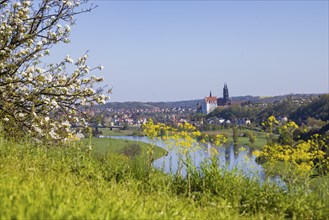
[
  {"x1": 203, "y1": 116, "x2": 289, "y2": 129},
  {"x1": 84, "y1": 106, "x2": 196, "y2": 128},
  {"x1": 206, "y1": 117, "x2": 251, "y2": 125}
]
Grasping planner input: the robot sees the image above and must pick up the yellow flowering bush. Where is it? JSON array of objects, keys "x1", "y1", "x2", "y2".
[
  {"x1": 254, "y1": 135, "x2": 328, "y2": 187},
  {"x1": 167, "y1": 122, "x2": 202, "y2": 156},
  {"x1": 142, "y1": 119, "x2": 170, "y2": 140},
  {"x1": 262, "y1": 116, "x2": 279, "y2": 129},
  {"x1": 279, "y1": 121, "x2": 299, "y2": 145},
  {"x1": 214, "y1": 134, "x2": 227, "y2": 146},
  {"x1": 200, "y1": 133, "x2": 209, "y2": 144},
  {"x1": 143, "y1": 119, "x2": 227, "y2": 161},
  {"x1": 256, "y1": 116, "x2": 329, "y2": 188},
  {"x1": 142, "y1": 119, "x2": 227, "y2": 173},
  {"x1": 262, "y1": 116, "x2": 279, "y2": 145},
  {"x1": 143, "y1": 120, "x2": 209, "y2": 195},
  {"x1": 142, "y1": 119, "x2": 171, "y2": 166}
]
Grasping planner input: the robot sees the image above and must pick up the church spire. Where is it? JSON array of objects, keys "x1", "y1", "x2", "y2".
[
  {"x1": 210, "y1": 91, "x2": 212, "y2": 97},
  {"x1": 223, "y1": 83, "x2": 229, "y2": 102}
]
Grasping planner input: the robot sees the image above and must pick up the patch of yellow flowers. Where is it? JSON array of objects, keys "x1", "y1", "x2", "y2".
[
  {"x1": 142, "y1": 119, "x2": 226, "y2": 156},
  {"x1": 281, "y1": 121, "x2": 299, "y2": 130},
  {"x1": 142, "y1": 119, "x2": 170, "y2": 140},
  {"x1": 254, "y1": 136, "x2": 328, "y2": 176},
  {"x1": 261, "y1": 115, "x2": 279, "y2": 130}
]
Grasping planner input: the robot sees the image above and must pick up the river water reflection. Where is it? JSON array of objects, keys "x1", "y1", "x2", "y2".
[{"x1": 109, "y1": 136, "x2": 265, "y2": 179}]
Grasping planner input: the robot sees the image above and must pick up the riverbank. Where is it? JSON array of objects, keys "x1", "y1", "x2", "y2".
[
  {"x1": 99, "y1": 127, "x2": 268, "y2": 148},
  {"x1": 80, "y1": 137, "x2": 167, "y2": 160},
  {"x1": 99, "y1": 128, "x2": 140, "y2": 136},
  {"x1": 109, "y1": 135, "x2": 264, "y2": 177}
]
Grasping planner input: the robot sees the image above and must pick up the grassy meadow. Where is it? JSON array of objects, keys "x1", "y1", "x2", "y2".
[
  {"x1": 81, "y1": 137, "x2": 167, "y2": 161},
  {"x1": 98, "y1": 128, "x2": 140, "y2": 136},
  {"x1": 203, "y1": 129, "x2": 268, "y2": 148},
  {"x1": 1, "y1": 135, "x2": 329, "y2": 219}
]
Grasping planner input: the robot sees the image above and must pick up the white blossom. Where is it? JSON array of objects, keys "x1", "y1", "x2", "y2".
[
  {"x1": 32, "y1": 125, "x2": 42, "y2": 134},
  {"x1": 62, "y1": 120, "x2": 71, "y2": 127},
  {"x1": 65, "y1": 55, "x2": 74, "y2": 64},
  {"x1": 49, "y1": 129, "x2": 59, "y2": 139},
  {"x1": 18, "y1": 113, "x2": 25, "y2": 118},
  {"x1": 65, "y1": 25, "x2": 71, "y2": 32},
  {"x1": 44, "y1": 74, "x2": 53, "y2": 82},
  {"x1": 50, "y1": 100, "x2": 59, "y2": 108},
  {"x1": 0, "y1": 0, "x2": 109, "y2": 143},
  {"x1": 13, "y1": 2, "x2": 21, "y2": 8}
]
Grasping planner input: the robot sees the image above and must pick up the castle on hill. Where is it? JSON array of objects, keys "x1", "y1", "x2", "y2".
[{"x1": 197, "y1": 84, "x2": 231, "y2": 114}]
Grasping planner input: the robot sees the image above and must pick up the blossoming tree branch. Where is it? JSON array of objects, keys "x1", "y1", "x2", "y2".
[{"x1": 0, "y1": 0, "x2": 109, "y2": 142}]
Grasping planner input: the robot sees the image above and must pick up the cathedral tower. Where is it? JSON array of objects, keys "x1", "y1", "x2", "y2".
[
  {"x1": 217, "y1": 83, "x2": 231, "y2": 106},
  {"x1": 223, "y1": 83, "x2": 229, "y2": 103}
]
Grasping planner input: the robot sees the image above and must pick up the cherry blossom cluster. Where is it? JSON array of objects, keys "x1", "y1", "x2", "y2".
[{"x1": 0, "y1": 0, "x2": 109, "y2": 142}]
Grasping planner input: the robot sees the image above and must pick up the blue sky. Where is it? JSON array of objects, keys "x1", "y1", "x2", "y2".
[{"x1": 49, "y1": 0, "x2": 328, "y2": 102}]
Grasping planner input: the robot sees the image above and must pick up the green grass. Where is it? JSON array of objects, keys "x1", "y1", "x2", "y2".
[
  {"x1": 1, "y1": 135, "x2": 329, "y2": 219},
  {"x1": 80, "y1": 137, "x2": 166, "y2": 160},
  {"x1": 99, "y1": 128, "x2": 139, "y2": 136},
  {"x1": 0, "y1": 137, "x2": 240, "y2": 219},
  {"x1": 204, "y1": 129, "x2": 268, "y2": 148}
]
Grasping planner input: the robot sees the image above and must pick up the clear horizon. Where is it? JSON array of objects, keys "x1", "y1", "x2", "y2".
[
  {"x1": 48, "y1": 0, "x2": 328, "y2": 102},
  {"x1": 106, "y1": 92, "x2": 325, "y2": 103}
]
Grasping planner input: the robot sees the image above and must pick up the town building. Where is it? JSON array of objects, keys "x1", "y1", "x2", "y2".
[
  {"x1": 201, "y1": 91, "x2": 218, "y2": 114},
  {"x1": 201, "y1": 84, "x2": 232, "y2": 114}
]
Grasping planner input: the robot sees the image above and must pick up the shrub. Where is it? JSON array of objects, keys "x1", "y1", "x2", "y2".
[
  {"x1": 245, "y1": 131, "x2": 256, "y2": 144},
  {"x1": 120, "y1": 143, "x2": 142, "y2": 159},
  {"x1": 232, "y1": 126, "x2": 239, "y2": 143}
]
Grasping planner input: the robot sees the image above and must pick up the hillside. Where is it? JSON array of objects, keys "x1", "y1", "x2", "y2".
[
  {"x1": 290, "y1": 94, "x2": 329, "y2": 122},
  {"x1": 96, "y1": 99, "x2": 203, "y2": 110},
  {"x1": 96, "y1": 93, "x2": 322, "y2": 110},
  {"x1": 207, "y1": 94, "x2": 328, "y2": 125}
]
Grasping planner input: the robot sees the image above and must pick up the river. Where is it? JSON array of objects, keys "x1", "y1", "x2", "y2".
[{"x1": 109, "y1": 136, "x2": 266, "y2": 179}]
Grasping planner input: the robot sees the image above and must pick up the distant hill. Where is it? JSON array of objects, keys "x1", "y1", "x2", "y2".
[
  {"x1": 290, "y1": 94, "x2": 329, "y2": 122},
  {"x1": 256, "y1": 94, "x2": 322, "y2": 103},
  {"x1": 95, "y1": 94, "x2": 323, "y2": 110},
  {"x1": 207, "y1": 94, "x2": 328, "y2": 124},
  {"x1": 96, "y1": 99, "x2": 203, "y2": 110}
]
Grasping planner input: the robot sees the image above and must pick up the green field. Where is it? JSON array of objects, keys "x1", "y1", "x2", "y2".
[
  {"x1": 80, "y1": 137, "x2": 166, "y2": 160},
  {"x1": 98, "y1": 128, "x2": 139, "y2": 136},
  {"x1": 203, "y1": 129, "x2": 268, "y2": 148}
]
